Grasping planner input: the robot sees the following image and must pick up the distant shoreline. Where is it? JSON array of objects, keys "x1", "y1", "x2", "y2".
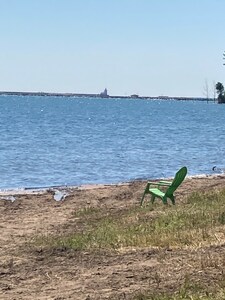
[{"x1": 0, "y1": 90, "x2": 215, "y2": 101}]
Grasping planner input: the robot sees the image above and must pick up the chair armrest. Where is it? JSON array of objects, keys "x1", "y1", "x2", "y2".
[
  {"x1": 147, "y1": 181, "x2": 158, "y2": 185},
  {"x1": 158, "y1": 181, "x2": 172, "y2": 186},
  {"x1": 147, "y1": 181, "x2": 160, "y2": 188},
  {"x1": 147, "y1": 181, "x2": 172, "y2": 188}
]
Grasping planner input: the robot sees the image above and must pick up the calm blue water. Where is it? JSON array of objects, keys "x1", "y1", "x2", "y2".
[{"x1": 0, "y1": 95, "x2": 224, "y2": 189}]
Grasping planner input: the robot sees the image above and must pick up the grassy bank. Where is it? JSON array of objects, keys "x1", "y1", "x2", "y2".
[
  {"x1": 32, "y1": 187, "x2": 225, "y2": 299},
  {"x1": 35, "y1": 188, "x2": 225, "y2": 251}
]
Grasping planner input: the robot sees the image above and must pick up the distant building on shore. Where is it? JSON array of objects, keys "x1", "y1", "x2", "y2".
[
  {"x1": 130, "y1": 94, "x2": 139, "y2": 98},
  {"x1": 100, "y1": 88, "x2": 109, "y2": 98}
]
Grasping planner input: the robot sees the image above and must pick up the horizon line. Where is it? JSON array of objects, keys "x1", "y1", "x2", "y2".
[{"x1": 0, "y1": 90, "x2": 215, "y2": 100}]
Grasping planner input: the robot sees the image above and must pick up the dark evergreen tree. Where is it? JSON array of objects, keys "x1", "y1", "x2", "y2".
[{"x1": 215, "y1": 82, "x2": 225, "y2": 103}]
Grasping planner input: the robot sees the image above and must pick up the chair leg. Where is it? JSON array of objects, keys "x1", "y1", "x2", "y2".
[
  {"x1": 140, "y1": 192, "x2": 146, "y2": 206},
  {"x1": 162, "y1": 197, "x2": 168, "y2": 205},
  {"x1": 140, "y1": 183, "x2": 150, "y2": 206},
  {"x1": 170, "y1": 195, "x2": 175, "y2": 205},
  {"x1": 151, "y1": 194, "x2": 156, "y2": 204}
]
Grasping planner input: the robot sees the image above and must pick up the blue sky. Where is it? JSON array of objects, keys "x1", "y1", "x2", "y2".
[{"x1": 0, "y1": 0, "x2": 224, "y2": 97}]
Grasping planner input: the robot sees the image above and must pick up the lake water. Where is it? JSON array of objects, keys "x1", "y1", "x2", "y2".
[{"x1": 0, "y1": 95, "x2": 224, "y2": 189}]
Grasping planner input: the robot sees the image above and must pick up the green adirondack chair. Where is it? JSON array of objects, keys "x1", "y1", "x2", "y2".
[{"x1": 140, "y1": 166, "x2": 187, "y2": 205}]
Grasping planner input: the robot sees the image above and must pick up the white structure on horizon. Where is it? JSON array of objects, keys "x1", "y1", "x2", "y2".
[{"x1": 100, "y1": 88, "x2": 108, "y2": 98}]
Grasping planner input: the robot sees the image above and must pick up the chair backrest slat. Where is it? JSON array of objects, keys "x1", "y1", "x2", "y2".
[{"x1": 165, "y1": 167, "x2": 187, "y2": 196}]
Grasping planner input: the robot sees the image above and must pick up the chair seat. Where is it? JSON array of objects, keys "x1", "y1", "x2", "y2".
[{"x1": 149, "y1": 188, "x2": 165, "y2": 198}]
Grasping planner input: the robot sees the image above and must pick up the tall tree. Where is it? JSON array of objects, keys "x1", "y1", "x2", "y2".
[
  {"x1": 212, "y1": 81, "x2": 216, "y2": 102},
  {"x1": 203, "y1": 79, "x2": 209, "y2": 100},
  {"x1": 216, "y1": 82, "x2": 224, "y2": 94},
  {"x1": 215, "y1": 82, "x2": 225, "y2": 103}
]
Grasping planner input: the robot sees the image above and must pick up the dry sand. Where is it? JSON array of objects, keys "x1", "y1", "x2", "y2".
[{"x1": 0, "y1": 174, "x2": 225, "y2": 299}]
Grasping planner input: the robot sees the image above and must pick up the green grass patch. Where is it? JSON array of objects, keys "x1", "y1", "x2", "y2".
[{"x1": 35, "y1": 188, "x2": 225, "y2": 251}]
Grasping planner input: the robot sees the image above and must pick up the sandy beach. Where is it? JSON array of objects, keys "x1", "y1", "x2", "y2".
[{"x1": 0, "y1": 174, "x2": 225, "y2": 299}]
